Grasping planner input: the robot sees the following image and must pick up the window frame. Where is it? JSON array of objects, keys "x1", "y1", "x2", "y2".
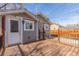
[{"x1": 24, "y1": 20, "x2": 34, "y2": 31}]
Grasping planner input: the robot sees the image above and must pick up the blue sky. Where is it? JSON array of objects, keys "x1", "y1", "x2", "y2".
[{"x1": 25, "y1": 3, "x2": 79, "y2": 26}]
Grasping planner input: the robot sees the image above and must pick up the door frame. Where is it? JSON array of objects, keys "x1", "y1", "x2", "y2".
[{"x1": 7, "y1": 15, "x2": 23, "y2": 46}]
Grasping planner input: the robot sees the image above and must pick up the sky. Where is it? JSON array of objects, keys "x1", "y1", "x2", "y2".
[{"x1": 25, "y1": 3, "x2": 79, "y2": 26}]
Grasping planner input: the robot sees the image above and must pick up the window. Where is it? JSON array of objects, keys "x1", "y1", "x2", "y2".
[
  {"x1": 44, "y1": 24, "x2": 49, "y2": 30},
  {"x1": 24, "y1": 20, "x2": 34, "y2": 31},
  {"x1": 29, "y1": 22, "x2": 32, "y2": 29},
  {"x1": 10, "y1": 20, "x2": 18, "y2": 32}
]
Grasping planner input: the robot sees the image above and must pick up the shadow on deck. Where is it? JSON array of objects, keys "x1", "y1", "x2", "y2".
[{"x1": 0, "y1": 39, "x2": 79, "y2": 56}]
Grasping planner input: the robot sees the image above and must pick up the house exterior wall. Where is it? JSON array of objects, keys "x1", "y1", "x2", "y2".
[
  {"x1": 4, "y1": 14, "x2": 37, "y2": 47},
  {"x1": 4, "y1": 13, "x2": 50, "y2": 47},
  {"x1": 38, "y1": 21, "x2": 50, "y2": 40},
  {"x1": 37, "y1": 16, "x2": 50, "y2": 40},
  {"x1": 38, "y1": 22, "x2": 44, "y2": 40},
  {"x1": 5, "y1": 15, "x2": 9, "y2": 47},
  {"x1": 5, "y1": 15, "x2": 23, "y2": 47},
  {"x1": 35, "y1": 14, "x2": 51, "y2": 40},
  {"x1": 23, "y1": 21, "x2": 37, "y2": 43},
  {"x1": 17, "y1": 14, "x2": 37, "y2": 44},
  {"x1": 44, "y1": 23, "x2": 50, "y2": 39}
]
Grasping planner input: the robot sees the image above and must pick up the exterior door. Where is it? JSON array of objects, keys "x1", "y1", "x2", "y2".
[{"x1": 8, "y1": 17, "x2": 22, "y2": 45}]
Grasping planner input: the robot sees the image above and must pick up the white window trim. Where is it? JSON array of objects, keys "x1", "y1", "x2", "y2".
[{"x1": 24, "y1": 20, "x2": 34, "y2": 31}]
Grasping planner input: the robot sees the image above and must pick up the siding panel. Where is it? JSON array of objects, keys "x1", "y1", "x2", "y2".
[{"x1": 23, "y1": 21, "x2": 36, "y2": 44}]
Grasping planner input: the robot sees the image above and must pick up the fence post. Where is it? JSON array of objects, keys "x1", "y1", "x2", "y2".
[{"x1": 58, "y1": 28, "x2": 60, "y2": 43}]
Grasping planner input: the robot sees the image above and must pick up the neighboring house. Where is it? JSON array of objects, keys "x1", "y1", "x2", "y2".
[
  {"x1": 50, "y1": 22, "x2": 65, "y2": 39},
  {"x1": 50, "y1": 23, "x2": 59, "y2": 30},
  {"x1": 50, "y1": 23, "x2": 60, "y2": 37},
  {"x1": 35, "y1": 13, "x2": 51, "y2": 40},
  {"x1": 0, "y1": 3, "x2": 39, "y2": 48}
]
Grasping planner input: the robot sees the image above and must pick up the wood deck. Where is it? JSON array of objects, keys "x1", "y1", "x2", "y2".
[{"x1": 1, "y1": 39, "x2": 79, "y2": 56}]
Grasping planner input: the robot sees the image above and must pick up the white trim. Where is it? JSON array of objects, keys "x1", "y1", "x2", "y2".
[
  {"x1": 24, "y1": 20, "x2": 34, "y2": 31},
  {"x1": 36, "y1": 21, "x2": 39, "y2": 40},
  {"x1": 5, "y1": 15, "x2": 9, "y2": 47},
  {"x1": 0, "y1": 9, "x2": 37, "y2": 21},
  {"x1": 20, "y1": 17, "x2": 23, "y2": 44},
  {"x1": 0, "y1": 9, "x2": 24, "y2": 15}
]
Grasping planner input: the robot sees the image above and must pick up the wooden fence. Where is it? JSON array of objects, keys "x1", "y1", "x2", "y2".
[{"x1": 50, "y1": 29, "x2": 79, "y2": 39}]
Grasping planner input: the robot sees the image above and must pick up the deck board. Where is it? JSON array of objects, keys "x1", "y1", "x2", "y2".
[
  {"x1": 1, "y1": 39, "x2": 79, "y2": 56},
  {"x1": 66, "y1": 47, "x2": 75, "y2": 56}
]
